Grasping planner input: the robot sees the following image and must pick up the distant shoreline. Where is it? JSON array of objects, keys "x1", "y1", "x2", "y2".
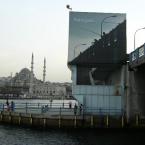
[{"x1": 0, "y1": 97, "x2": 74, "y2": 100}]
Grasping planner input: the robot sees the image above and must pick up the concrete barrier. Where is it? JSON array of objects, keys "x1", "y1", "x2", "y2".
[{"x1": 0, "y1": 111, "x2": 145, "y2": 129}]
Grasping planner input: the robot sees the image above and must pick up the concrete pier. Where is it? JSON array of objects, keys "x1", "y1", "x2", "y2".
[{"x1": 0, "y1": 111, "x2": 145, "y2": 129}]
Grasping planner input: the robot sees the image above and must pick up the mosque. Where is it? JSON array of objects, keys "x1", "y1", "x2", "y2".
[{"x1": 0, "y1": 53, "x2": 70, "y2": 99}]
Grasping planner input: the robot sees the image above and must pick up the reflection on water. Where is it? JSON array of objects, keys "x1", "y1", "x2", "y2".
[
  {"x1": 0, "y1": 125, "x2": 145, "y2": 145},
  {"x1": 0, "y1": 125, "x2": 80, "y2": 145}
]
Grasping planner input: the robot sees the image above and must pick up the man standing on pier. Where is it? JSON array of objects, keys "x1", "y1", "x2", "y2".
[
  {"x1": 11, "y1": 101, "x2": 15, "y2": 112},
  {"x1": 74, "y1": 103, "x2": 78, "y2": 115},
  {"x1": 6, "y1": 99, "x2": 10, "y2": 111}
]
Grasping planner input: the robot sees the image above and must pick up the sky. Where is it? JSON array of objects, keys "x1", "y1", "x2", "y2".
[{"x1": 0, "y1": 0, "x2": 145, "y2": 82}]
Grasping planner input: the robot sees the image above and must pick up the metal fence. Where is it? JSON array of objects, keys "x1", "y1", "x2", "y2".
[
  {"x1": 129, "y1": 43, "x2": 145, "y2": 68},
  {"x1": 0, "y1": 102, "x2": 123, "y2": 116}
]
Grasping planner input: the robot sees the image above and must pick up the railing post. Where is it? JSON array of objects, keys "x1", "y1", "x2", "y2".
[
  {"x1": 0, "y1": 111, "x2": 3, "y2": 121},
  {"x1": 26, "y1": 102, "x2": 28, "y2": 114},
  {"x1": 2, "y1": 104, "x2": 4, "y2": 111},
  {"x1": 59, "y1": 107, "x2": 61, "y2": 116}
]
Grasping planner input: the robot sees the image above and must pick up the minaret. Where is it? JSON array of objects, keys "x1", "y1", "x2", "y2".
[
  {"x1": 43, "y1": 57, "x2": 46, "y2": 83},
  {"x1": 29, "y1": 53, "x2": 34, "y2": 97},
  {"x1": 31, "y1": 53, "x2": 34, "y2": 74}
]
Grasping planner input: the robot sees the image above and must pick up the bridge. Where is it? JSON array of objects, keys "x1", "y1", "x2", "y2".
[
  {"x1": 127, "y1": 43, "x2": 145, "y2": 118},
  {"x1": 129, "y1": 43, "x2": 145, "y2": 69}
]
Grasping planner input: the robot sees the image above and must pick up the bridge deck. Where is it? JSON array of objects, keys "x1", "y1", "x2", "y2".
[{"x1": 129, "y1": 43, "x2": 145, "y2": 68}]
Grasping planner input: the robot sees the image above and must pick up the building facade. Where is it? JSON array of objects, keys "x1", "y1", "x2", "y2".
[
  {"x1": 0, "y1": 54, "x2": 71, "y2": 99},
  {"x1": 68, "y1": 12, "x2": 127, "y2": 115}
]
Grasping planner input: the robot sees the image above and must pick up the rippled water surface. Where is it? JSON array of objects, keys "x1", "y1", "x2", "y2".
[{"x1": 1, "y1": 125, "x2": 145, "y2": 145}]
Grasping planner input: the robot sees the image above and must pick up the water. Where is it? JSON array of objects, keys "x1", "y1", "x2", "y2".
[
  {"x1": 0, "y1": 125, "x2": 145, "y2": 145},
  {"x1": 0, "y1": 99, "x2": 145, "y2": 145}
]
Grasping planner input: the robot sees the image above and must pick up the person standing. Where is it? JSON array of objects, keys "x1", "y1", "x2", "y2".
[
  {"x1": 79, "y1": 104, "x2": 83, "y2": 115},
  {"x1": 74, "y1": 103, "x2": 78, "y2": 115},
  {"x1": 11, "y1": 101, "x2": 15, "y2": 112},
  {"x1": 6, "y1": 99, "x2": 10, "y2": 111},
  {"x1": 69, "y1": 101, "x2": 72, "y2": 109},
  {"x1": 50, "y1": 98, "x2": 53, "y2": 108}
]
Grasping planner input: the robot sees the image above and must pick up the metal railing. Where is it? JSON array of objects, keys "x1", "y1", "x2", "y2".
[
  {"x1": 0, "y1": 102, "x2": 124, "y2": 116},
  {"x1": 129, "y1": 43, "x2": 145, "y2": 67}
]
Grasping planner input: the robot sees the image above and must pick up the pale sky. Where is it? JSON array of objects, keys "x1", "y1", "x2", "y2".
[{"x1": 0, "y1": 0, "x2": 145, "y2": 82}]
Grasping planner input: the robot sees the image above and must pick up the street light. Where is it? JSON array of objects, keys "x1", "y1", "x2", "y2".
[
  {"x1": 134, "y1": 27, "x2": 145, "y2": 50},
  {"x1": 66, "y1": 4, "x2": 72, "y2": 10},
  {"x1": 74, "y1": 43, "x2": 87, "y2": 58},
  {"x1": 101, "y1": 15, "x2": 117, "y2": 37}
]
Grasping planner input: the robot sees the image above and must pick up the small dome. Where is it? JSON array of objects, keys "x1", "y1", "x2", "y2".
[{"x1": 20, "y1": 68, "x2": 31, "y2": 74}]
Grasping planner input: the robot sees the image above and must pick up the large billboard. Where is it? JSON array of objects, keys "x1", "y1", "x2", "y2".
[{"x1": 68, "y1": 11, "x2": 126, "y2": 85}]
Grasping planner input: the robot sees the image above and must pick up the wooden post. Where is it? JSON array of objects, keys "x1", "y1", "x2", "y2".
[
  {"x1": 9, "y1": 112, "x2": 12, "y2": 123},
  {"x1": 0, "y1": 111, "x2": 2, "y2": 121},
  {"x1": 30, "y1": 114, "x2": 33, "y2": 125},
  {"x1": 43, "y1": 118, "x2": 46, "y2": 128},
  {"x1": 91, "y1": 115, "x2": 94, "y2": 127},
  {"x1": 121, "y1": 115, "x2": 124, "y2": 128},
  {"x1": 59, "y1": 115, "x2": 61, "y2": 128},
  {"x1": 74, "y1": 115, "x2": 77, "y2": 128},
  {"x1": 106, "y1": 115, "x2": 109, "y2": 128},
  {"x1": 18, "y1": 113, "x2": 21, "y2": 125},
  {"x1": 136, "y1": 114, "x2": 139, "y2": 127}
]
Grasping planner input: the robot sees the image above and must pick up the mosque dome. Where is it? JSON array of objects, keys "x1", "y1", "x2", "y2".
[
  {"x1": 20, "y1": 68, "x2": 31, "y2": 74},
  {"x1": 14, "y1": 68, "x2": 31, "y2": 81}
]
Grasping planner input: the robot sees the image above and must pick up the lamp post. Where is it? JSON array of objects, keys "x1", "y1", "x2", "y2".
[
  {"x1": 101, "y1": 15, "x2": 117, "y2": 37},
  {"x1": 134, "y1": 27, "x2": 145, "y2": 50},
  {"x1": 74, "y1": 43, "x2": 87, "y2": 58},
  {"x1": 66, "y1": 4, "x2": 72, "y2": 10}
]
